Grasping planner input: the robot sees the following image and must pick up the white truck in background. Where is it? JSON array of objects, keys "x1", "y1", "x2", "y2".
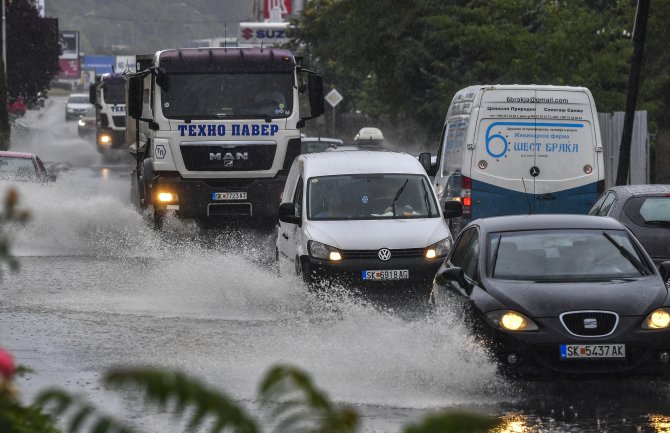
[
  {"x1": 89, "y1": 73, "x2": 127, "y2": 154},
  {"x1": 125, "y1": 47, "x2": 324, "y2": 226}
]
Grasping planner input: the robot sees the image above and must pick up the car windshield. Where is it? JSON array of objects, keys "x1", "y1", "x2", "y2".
[
  {"x1": 308, "y1": 174, "x2": 439, "y2": 220},
  {"x1": 102, "y1": 80, "x2": 125, "y2": 104},
  {"x1": 0, "y1": 157, "x2": 37, "y2": 181},
  {"x1": 624, "y1": 196, "x2": 670, "y2": 227},
  {"x1": 161, "y1": 72, "x2": 294, "y2": 119},
  {"x1": 68, "y1": 95, "x2": 89, "y2": 104},
  {"x1": 301, "y1": 140, "x2": 342, "y2": 153},
  {"x1": 489, "y1": 229, "x2": 650, "y2": 281}
]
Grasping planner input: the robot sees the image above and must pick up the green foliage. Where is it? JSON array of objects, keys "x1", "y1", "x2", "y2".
[
  {"x1": 5, "y1": 0, "x2": 60, "y2": 102},
  {"x1": 0, "y1": 188, "x2": 30, "y2": 277},
  {"x1": 35, "y1": 365, "x2": 497, "y2": 433},
  {"x1": 1, "y1": 393, "x2": 62, "y2": 433},
  {"x1": 293, "y1": 0, "x2": 670, "y2": 144}
]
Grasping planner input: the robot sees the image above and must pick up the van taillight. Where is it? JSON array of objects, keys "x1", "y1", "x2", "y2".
[
  {"x1": 461, "y1": 176, "x2": 472, "y2": 216},
  {"x1": 597, "y1": 179, "x2": 605, "y2": 195}
]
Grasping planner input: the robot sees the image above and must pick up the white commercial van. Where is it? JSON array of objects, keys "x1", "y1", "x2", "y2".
[
  {"x1": 276, "y1": 151, "x2": 462, "y2": 293},
  {"x1": 425, "y1": 85, "x2": 605, "y2": 226}
]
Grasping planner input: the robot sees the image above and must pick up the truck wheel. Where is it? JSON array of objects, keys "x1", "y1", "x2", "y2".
[
  {"x1": 140, "y1": 158, "x2": 154, "y2": 208},
  {"x1": 130, "y1": 169, "x2": 146, "y2": 210}
]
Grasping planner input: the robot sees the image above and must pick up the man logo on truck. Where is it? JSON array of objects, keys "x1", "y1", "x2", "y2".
[{"x1": 209, "y1": 152, "x2": 249, "y2": 165}]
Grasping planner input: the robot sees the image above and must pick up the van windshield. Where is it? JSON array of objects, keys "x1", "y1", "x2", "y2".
[
  {"x1": 308, "y1": 174, "x2": 439, "y2": 220},
  {"x1": 489, "y1": 229, "x2": 650, "y2": 281}
]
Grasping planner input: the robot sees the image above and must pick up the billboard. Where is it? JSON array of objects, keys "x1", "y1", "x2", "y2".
[
  {"x1": 82, "y1": 55, "x2": 115, "y2": 75},
  {"x1": 115, "y1": 55, "x2": 136, "y2": 73},
  {"x1": 264, "y1": 0, "x2": 291, "y2": 19},
  {"x1": 238, "y1": 22, "x2": 290, "y2": 47},
  {"x1": 59, "y1": 31, "x2": 79, "y2": 60},
  {"x1": 58, "y1": 58, "x2": 80, "y2": 79}
]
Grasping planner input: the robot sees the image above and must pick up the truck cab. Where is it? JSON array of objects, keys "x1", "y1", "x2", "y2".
[{"x1": 89, "y1": 74, "x2": 126, "y2": 153}]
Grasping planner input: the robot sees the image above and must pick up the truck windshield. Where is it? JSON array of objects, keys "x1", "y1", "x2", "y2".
[
  {"x1": 102, "y1": 81, "x2": 125, "y2": 104},
  {"x1": 161, "y1": 72, "x2": 294, "y2": 119},
  {"x1": 308, "y1": 174, "x2": 439, "y2": 220}
]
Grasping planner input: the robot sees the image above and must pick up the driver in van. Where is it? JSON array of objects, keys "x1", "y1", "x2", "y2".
[{"x1": 315, "y1": 190, "x2": 347, "y2": 218}]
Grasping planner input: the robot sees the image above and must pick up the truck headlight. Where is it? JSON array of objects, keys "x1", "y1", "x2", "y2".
[
  {"x1": 643, "y1": 308, "x2": 670, "y2": 330},
  {"x1": 485, "y1": 310, "x2": 539, "y2": 332},
  {"x1": 78, "y1": 119, "x2": 86, "y2": 127},
  {"x1": 425, "y1": 237, "x2": 452, "y2": 259},
  {"x1": 308, "y1": 240, "x2": 342, "y2": 261},
  {"x1": 157, "y1": 192, "x2": 178, "y2": 203}
]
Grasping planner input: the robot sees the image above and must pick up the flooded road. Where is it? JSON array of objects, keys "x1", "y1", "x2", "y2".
[{"x1": 2, "y1": 98, "x2": 670, "y2": 432}]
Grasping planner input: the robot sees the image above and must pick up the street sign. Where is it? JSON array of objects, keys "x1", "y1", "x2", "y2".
[{"x1": 325, "y1": 89, "x2": 343, "y2": 108}]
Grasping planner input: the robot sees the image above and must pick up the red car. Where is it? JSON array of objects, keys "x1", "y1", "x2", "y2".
[
  {"x1": 7, "y1": 96, "x2": 26, "y2": 117},
  {"x1": 0, "y1": 151, "x2": 55, "y2": 182}
]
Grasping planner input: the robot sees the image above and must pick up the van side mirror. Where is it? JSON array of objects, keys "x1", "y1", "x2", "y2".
[
  {"x1": 440, "y1": 267, "x2": 473, "y2": 295},
  {"x1": 659, "y1": 261, "x2": 670, "y2": 283},
  {"x1": 127, "y1": 75, "x2": 143, "y2": 120},
  {"x1": 278, "y1": 202, "x2": 301, "y2": 225},
  {"x1": 89, "y1": 84, "x2": 96, "y2": 104},
  {"x1": 443, "y1": 200, "x2": 463, "y2": 219},
  {"x1": 418, "y1": 152, "x2": 436, "y2": 176}
]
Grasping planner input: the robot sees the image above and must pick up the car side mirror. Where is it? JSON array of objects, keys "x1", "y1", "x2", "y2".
[
  {"x1": 440, "y1": 267, "x2": 473, "y2": 295},
  {"x1": 418, "y1": 152, "x2": 436, "y2": 176},
  {"x1": 659, "y1": 261, "x2": 670, "y2": 283},
  {"x1": 443, "y1": 200, "x2": 463, "y2": 220},
  {"x1": 278, "y1": 202, "x2": 301, "y2": 225}
]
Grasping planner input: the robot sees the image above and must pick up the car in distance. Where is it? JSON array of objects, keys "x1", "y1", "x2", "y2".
[
  {"x1": 589, "y1": 184, "x2": 670, "y2": 265},
  {"x1": 277, "y1": 151, "x2": 462, "y2": 295},
  {"x1": 65, "y1": 93, "x2": 93, "y2": 121},
  {"x1": 432, "y1": 214, "x2": 670, "y2": 377},
  {"x1": 77, "y1": 106, "x2": 97, "y2": 138},
  {"x1": 0, "y1": 151, "x2": 55, "y2": 182}
]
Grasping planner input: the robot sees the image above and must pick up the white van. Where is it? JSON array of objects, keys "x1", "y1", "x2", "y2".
[
  {"x1": 424, "y1": 85, "x2": 605, "y2": 226},
  {"x1": 276, "y1": 151, "x2": 462, "y2": 292}
]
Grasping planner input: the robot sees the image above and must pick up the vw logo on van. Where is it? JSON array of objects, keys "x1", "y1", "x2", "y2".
[{"x1": 378, "y1": 248, "x2": 392, "y2": 261}]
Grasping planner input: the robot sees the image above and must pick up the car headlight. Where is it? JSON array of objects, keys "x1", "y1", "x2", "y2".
[
  {"x1": 642, "y1": 308, "x2": 670, "y2": 330},
  {"x1": 308, "y1": 240, "x2": 342, "y2": 261},
  {"x1": 425, "y1": 237, "x2": 452, "y2": 259},
  {"x1": 485, "y1": 310, "x2": 539, "y2": 332},
  {"x1": 78, "y1": 119, "x2": 86, "y2": 127}
]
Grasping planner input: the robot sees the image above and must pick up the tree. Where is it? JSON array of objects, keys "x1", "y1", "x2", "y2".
[{"x1": 4, "y1": 0, "x2": 60, "y2": 104}]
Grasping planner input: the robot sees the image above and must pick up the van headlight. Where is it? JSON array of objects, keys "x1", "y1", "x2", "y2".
[
  {"x1": 425, "y1": 237, "x2": 452, "y2": 259},
  {"x1": 308, "y1": 241, "x2": 342, "y2": 261}
]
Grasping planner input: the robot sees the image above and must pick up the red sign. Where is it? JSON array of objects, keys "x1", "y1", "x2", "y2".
[
  {"x1": 264, "y1": 0, "x2": 291, "y2": 19},
  {"x1": 58, "y1": 58, "x2": 80, "y2": 79}
]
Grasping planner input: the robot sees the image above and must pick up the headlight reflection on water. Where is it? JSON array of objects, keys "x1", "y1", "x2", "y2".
[
  {"x1": 496, "y1": 414, "x2": 531, "y2": 433},
  {"x1": 649, "y1": 415, "x2": 670, "y2": 433}
]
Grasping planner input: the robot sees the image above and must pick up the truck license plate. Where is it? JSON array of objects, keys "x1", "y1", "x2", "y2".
[
  {"x1": 362, "y1": 270, "x2": 409, "y2": 281},
  {"x1": 212, "y1": 192, "x2": 247, "y2": 201},
  {"x1": 560, "y1": 344, "x2": 626, "y2": 359}
]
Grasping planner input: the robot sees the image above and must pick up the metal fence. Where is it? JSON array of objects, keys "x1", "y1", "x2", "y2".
[{"x1": 598, "y1": 111, "x2": 649, "y2": 188}]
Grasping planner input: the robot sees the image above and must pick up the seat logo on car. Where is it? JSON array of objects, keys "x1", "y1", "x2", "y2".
[
  {"x1": 378, "y1": 248, "x2": 392, "y2": 261},
  {"x1": 583, "y1": 318, "x2": 598, "y2": 329}
]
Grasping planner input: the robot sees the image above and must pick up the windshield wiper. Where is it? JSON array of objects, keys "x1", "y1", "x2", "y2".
[
  {"x1": 601, "y1": 232, "x2": 650, "y2": 276},
  {"x1": 391, "y1": 179, "x2": 409, "y2": 218}
]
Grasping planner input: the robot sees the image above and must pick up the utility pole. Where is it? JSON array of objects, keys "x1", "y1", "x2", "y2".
[
  {"x1": 2, "y1": 0, "x2": 6, "y2": 76},
  {"x1": 615, "y1": 0, "x2": 651, "y2": 186}
]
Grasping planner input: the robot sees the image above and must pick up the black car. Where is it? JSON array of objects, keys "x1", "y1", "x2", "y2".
[
  {"x1": 589, "y1": 184, "x2": 670, "y2": 265},
  {"x1": 432, "y1": 214, "x2": 670, "y2": 377}
]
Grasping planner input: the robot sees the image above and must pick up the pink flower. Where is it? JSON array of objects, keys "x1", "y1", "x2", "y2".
[{"x1": 0, "y1": 348, "x2": 16, "y2": 379}]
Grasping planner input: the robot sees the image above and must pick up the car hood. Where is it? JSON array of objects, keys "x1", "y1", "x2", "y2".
[
  {"x1": 304, "y1": 218, "x2": 450, "y2": 250},
  {"x1": 483, "y1": 276, "x2": 668, "y2": 317}
]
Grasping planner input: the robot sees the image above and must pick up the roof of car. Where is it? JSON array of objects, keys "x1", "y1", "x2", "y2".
[
  {"x1": 299, "y1": 150, "x2": 426, "y2": 177},
  {"x1": 301, "y1": 137, "x2": 344, "y2": 143},
  {"x1": 0, "y1": 151, "x2": 35, "y2": 159},
  {"x1": 605, "y1": 184, "x2": 670, "y2": 197},
  {"x1": 472, "y1": 214, "x2": 627, "y2": 233}
]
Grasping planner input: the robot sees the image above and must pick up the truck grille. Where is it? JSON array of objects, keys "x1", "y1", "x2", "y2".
[
  {"x1": 112, "y1": 116, "x2": 126, "y2": 128},
  {"x1": 560, "y1": 311, "x2": 619, "y2": 337},
  {"x1": 180, "y1": 142, "x2": 276, "y2": 171}
]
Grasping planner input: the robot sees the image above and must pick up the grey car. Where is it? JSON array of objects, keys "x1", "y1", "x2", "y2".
[{"x1": 589, "y1": 185, "x2": 670, "y2": 265}]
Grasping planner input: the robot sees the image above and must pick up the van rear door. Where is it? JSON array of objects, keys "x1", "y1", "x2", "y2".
[{"x1": 471, "y1": 88, "x2": 600, "y2": 217}]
